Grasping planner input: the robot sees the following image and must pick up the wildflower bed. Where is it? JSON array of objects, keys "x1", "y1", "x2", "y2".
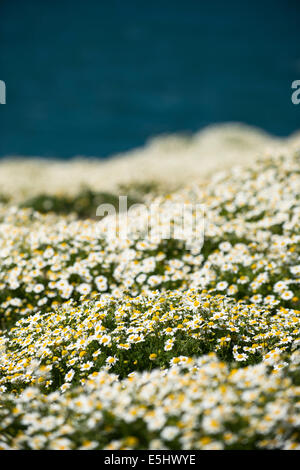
[
  {"x1": 0, "y1": 291, "x2": 299, "y2": 394},
  {"x1": 1, "y1": 353, "x2": 300, "y2": 450},
  {"x1": 0, "y1": 151, "x2": 299, "y2": 450}
]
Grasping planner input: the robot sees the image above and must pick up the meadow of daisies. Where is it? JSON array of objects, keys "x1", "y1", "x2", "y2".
[{"x1": 0, "y1": 126, "x2": 299, "y2": 450}]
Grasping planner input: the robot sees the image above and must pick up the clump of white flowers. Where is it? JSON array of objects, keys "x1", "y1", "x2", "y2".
[
  {"x1": 0, "y1": 149, "x2": 299, "y2": 450},
  {"x1": 1, "y1": 352, "x2": 300, "y2": 450},
  {"x1": 0, "y1": 290, "x2": 299, "y2": 394},
  {"x1": 0, "y1": 152, "x2": 299, "y2": 330}
]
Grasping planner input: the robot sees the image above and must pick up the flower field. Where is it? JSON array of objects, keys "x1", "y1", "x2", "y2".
[{"x1": 0, "y1": 140, "x2": 299, "y2": 450}]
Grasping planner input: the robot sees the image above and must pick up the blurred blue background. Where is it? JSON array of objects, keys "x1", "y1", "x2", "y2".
[{"x1": 0, "y1": 0, "x2": 299, "y2": 158}]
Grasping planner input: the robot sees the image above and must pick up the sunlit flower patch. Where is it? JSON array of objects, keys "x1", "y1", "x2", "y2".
[
  {"x1": 0, "y1": 152, "x2": 299, "y2": 332},
  {"x1": 0, "y1": 149, "x2": 299, "y2": 450},
  {"x1": 0, "y1": 290, "x2": 299, "y2": 394},
  {"x1": 0, "y1": 352, "x2": 300, "y2": 450}
]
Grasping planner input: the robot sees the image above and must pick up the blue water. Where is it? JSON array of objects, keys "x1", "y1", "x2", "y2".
[{"x1": 0, "y1": 0, "x2": 299, "y2": 158}]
